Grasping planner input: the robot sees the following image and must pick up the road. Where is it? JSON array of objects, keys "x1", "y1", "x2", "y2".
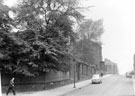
[{"x1": 62, "y1": 75, "x2": 134, "y2": 96}]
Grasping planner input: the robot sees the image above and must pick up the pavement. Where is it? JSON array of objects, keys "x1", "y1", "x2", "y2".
[
  {"x1": 3, "y1": 74, "x2": 110, "y2": 96},
  {"x1": 132, "y1": 75, "x2": 135, "y2": 95}
]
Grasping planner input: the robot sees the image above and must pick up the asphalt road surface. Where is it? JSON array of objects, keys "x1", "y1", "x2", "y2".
[{"x1": 63, "y1": 75, "x2": 134, "y2": 96}]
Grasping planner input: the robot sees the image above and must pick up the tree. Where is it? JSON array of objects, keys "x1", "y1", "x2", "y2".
[
  {"x1": 77, "y1": 19, "x2": 104, "y2": 42},
  {"x1": 0, "y1": 1, "x2": 14, "y2": 73},
  {"x1": 0, "y1": 31, "x2": 33, "y2": 76},
  {"x1": 72, "y1": 19, "x2": 104, "y2": 68},
  {"x1": 0, "y1": 1, "x2": 12, "y2": 32},
  {"x1": 0, "y1": 0, "x2": 84, "y2": 76}
]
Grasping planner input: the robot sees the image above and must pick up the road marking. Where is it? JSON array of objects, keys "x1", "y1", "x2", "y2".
[{"x1": 132, "y1": 76, "x2": 135, "y2": 95}]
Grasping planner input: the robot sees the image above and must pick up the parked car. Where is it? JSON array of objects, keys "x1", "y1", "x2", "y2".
[
  {"x1": 91, "y1": 74, "x2": 102, "y2": 84},
  {"x1": 126, "y1": 72, "x2": 132, "y2": 78}
]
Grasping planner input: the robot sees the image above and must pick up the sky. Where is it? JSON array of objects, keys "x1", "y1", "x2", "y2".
[
  {"x1": 4, "y1": 0, "x2": 135, "y2": 74},
  {"x1": 80, "y1": 0, "x2": 135, "y2": 74}
]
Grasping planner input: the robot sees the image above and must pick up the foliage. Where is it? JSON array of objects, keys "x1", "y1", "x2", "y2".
[
  {"x1": 0, "y1": 32, "x2": 33, "y2": 76},
  {"x1": 0, "y1": 0, "x2": 84, "y2": 76},
  {"x1": 0, "y1": 1, "x2": 12, "y2": 32},
  {"x1": 78, "y1": 19, "x2": 104, "y2": 42},
  {"x1": 72, "y1": 19, "x2": 104, "y2": 67},
  {"x1": 0, "y1": 0, "x2": 104, "y2": 76}
]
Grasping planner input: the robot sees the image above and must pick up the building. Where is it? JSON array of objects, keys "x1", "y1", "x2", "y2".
[
  {"x1": 92, "y1": 42, "x2": 103, "y2": 73},
  {"x1": 104, "y1": 59, "x2": 119, "y2": 74},
  {"x1": 99, "y1": 61, "x2": 106, "y2": 74}
]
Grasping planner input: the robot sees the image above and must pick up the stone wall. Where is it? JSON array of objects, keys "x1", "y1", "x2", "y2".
[{"x1": 2, "y1": 71, "x2": 70, "y2": 92}]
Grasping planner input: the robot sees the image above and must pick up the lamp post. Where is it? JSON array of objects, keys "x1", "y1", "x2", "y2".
[
  {"x1": 73, "y1": 59, "x2": 76, "y2": 88},
  {"x1": 0, "y1": 71, "x2": 2, "y2": 95}
]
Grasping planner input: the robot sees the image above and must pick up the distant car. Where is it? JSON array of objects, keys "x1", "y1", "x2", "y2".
[
  {"x1": 91, "y1": 74, "x2": 102, "y2": 84},
  {"x1": 126, "y1": 72, "x2": 132, "y2": 78}
]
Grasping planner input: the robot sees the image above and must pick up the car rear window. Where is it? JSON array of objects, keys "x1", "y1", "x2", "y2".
[{"x1": 93, "y1": 74, "x2": 100, "y2": 78}]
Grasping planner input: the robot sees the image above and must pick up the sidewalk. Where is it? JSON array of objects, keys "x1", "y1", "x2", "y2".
[
  {"x1": 3, "y1": 74, "x2": 110, "y2": 96},
  {"x1": 132, "y1": 75, "x2": 135, "y2": 95}
]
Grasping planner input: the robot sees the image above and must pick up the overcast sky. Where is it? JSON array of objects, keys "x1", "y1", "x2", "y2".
[
  {"x1": 4, "y1": 0, "x2": 135, "y2": 74},
  {"x1": 80, "y1": 0, "x2": 135, "y2": 74}
]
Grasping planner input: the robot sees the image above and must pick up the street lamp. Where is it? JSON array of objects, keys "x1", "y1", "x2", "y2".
[
  {"x1": 73, "y1": 59, "x2": 76, "y2": 88},
  {"x1": 0, "y1": 71, "x2": 2, "y2": 95}
]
